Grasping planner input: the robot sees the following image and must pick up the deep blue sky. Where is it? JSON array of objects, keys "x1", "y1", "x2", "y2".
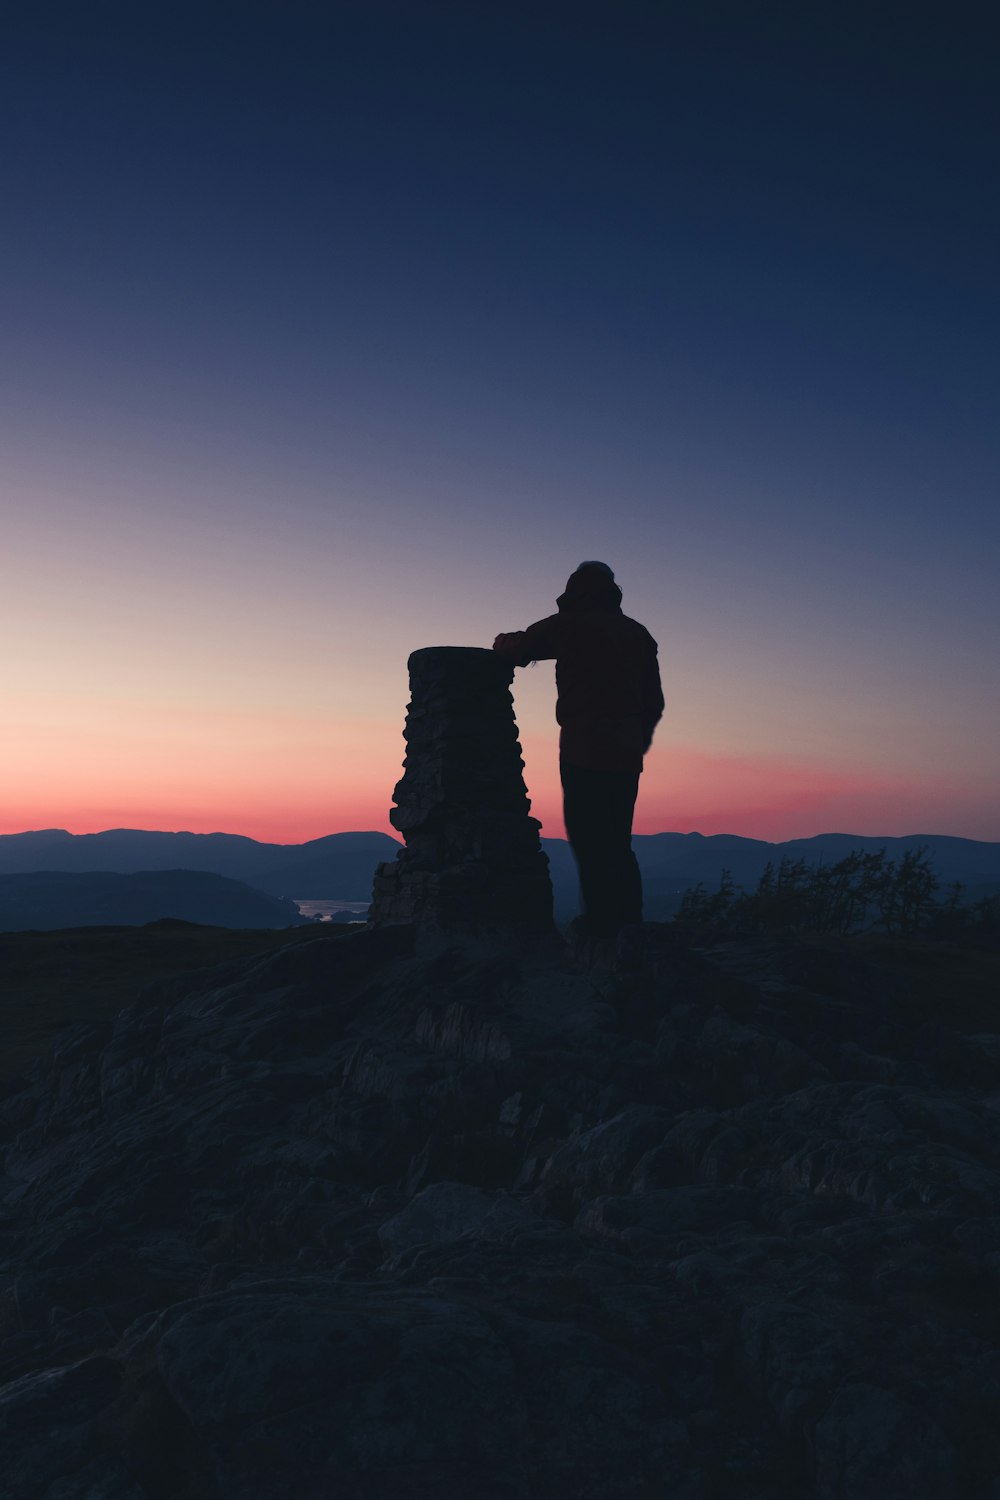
[{"x1": 4, "y1": 2, "x2": 998, "y2": 840}]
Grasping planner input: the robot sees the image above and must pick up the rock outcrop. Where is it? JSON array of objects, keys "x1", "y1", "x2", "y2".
[
  {"x1": 370, "y1": 647, "x2": 553, "y2": 931},
  {"x1": 2, "y1": 923, "x2": 1000, "y2": 1496}
]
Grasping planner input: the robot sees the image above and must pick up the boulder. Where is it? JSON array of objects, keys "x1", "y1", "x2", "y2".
[{"x1": 378, "y1": 1181, "x2": 535, "y2": 1253}]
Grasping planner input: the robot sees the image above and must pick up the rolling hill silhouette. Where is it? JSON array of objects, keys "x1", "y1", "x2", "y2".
[
  {"x1": 1, "y1": 829, "x2": 997, "y2": 924},
  {"x1": 0, "y1": 831, "x2": 400, "y2": 899},
  {"x1": 0, "y1": 870, "x2": 306, "y2": 931}
]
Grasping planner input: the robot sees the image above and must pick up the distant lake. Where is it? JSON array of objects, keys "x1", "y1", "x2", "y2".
[{"x1": 294, "y1": 898, "x2": 369, "y2": 922}]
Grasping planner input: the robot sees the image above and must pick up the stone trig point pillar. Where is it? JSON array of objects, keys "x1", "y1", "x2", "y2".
[{"x1": 370, "y1": 647, "x2": 553, "y2": 931}]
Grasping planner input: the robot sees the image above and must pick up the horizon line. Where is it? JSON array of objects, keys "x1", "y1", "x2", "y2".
[{"x1": 4, "y1": 826, "x2": 998, "y2": 849}]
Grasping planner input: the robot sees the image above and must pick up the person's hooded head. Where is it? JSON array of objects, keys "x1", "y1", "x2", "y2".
[{"x1": 557, "y1": 560, "x2": 623, "y2": 612}]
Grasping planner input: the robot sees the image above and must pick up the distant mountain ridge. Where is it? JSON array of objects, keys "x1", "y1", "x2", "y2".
[
  {"x1": 628, "y1": 829, "x2": 1000, "y2": 886},
  {"x1": 2, "y1": 827, "x2": 998, "y2": 923},
  {"x1": 0, "y1": 830, "x2": 400, "y2": 901}
]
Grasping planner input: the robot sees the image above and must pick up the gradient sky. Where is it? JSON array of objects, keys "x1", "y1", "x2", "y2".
[{"x1": 3, "y1": 2, "x2": 998, "y2": 843}]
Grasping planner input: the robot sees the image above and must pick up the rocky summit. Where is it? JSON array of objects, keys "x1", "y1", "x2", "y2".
[{"x1": 1, "y1": 920, "x2": 1000, "y2": 1498}]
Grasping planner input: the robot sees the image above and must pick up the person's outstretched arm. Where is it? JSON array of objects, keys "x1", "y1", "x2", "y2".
[{"x1": 492, "y1": 615, "x2": 560, "y2": 667}]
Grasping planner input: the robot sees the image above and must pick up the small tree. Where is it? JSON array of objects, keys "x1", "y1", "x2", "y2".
[
  {"x1": 674, "y1": 870, "x2": 739, "y2": 935},
  {"x1": 669, "y1": 843, "x2": 990, "y2": 943},
  {"x1": 875, "y1": 846, "x2": 938, "y2": 934}
]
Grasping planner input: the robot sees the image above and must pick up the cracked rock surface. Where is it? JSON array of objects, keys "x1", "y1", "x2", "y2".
[{"x1": 2, "y1": 924, "x2": 999, "y2": 1496}]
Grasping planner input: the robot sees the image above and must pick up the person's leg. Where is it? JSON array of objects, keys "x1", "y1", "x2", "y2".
[
  {"x1": 561, "y1": 760, "x2": 601, "y2": 930},
  {"x1": 561, "y1": 760, "x2": 642, "y2": 933},
  {"x1": 605, "y1": 770, "x2": 642, "y2": 926}
]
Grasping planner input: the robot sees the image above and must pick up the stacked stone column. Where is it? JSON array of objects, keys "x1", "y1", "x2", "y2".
[{"x1": 369, "y1": 647, "x2": 553, "y2": 931}]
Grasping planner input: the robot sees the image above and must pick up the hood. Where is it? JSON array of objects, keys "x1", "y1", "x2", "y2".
[{"x1": 556, "y1": 561, "x2": 623, "y2": 612}]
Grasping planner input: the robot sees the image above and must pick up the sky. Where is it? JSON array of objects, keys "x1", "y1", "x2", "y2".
[{"x1": 3, "y1": 1, "x2": 998, "y2": 844}]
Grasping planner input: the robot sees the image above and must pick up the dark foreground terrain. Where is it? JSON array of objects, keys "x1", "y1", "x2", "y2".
[
  {"x1": 1, "y1": 922, "x2": 999, "y2": 1497},
  {"x1": 0, "y1": 922, "x2": 335, "y2": 1086}
]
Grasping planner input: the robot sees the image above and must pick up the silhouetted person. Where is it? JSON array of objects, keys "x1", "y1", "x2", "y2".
[{"x1": 493, "y1": 561, "x2": 663, "y2": 937}]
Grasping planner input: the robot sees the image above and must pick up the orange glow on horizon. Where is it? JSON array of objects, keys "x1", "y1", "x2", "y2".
[
  {"x1": 519, "y1": 742, "x2": 971, "y2": 843},
  {"x1": 6, "y1": 730, "x2": 989, "y2": 846}
]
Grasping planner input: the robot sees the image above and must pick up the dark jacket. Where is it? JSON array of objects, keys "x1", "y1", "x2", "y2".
[{"x1": 494, "y1": 569, "x2": 664, "y2": 773}]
